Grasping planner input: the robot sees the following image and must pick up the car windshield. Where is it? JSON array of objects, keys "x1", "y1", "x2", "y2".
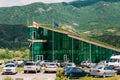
[
  {"x1": 109, "y1": 59, "x2": 118, "y2": 62},
  {"x1": 5, "y1": 64, "x2": 15, "y2": 67},
  {"x1": 94, "y1": 65, "x2": 103, "y2": 69},
  {"x1": 66, "y1": 67, "x2": 71, "y2": 71},
  {"x1": 67, "y1": 63, "x2": 72, "y2": 66},
  {"x1": 25, "y1": 62, "x2": 35, "y2": 65}
]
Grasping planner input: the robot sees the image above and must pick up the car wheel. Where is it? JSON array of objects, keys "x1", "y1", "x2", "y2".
[
  {"x1": 38, "y1": 69, "x2": 40, "y2": 72},
  {"x1": 45, "y1": 71, "x2": 48, "y2": 73},
  {"x1": 16, "y1": 72, "x2": 18, "y2": 74},
  {"x1": 103, "y1": 73, "x2": 106, "y2": 78},
  {"x1": 2, "y1": 73, "x2": 4, "y2": 75},
  {"x1": 24, "y1": 71, "x2": 27, "y2": 73}
]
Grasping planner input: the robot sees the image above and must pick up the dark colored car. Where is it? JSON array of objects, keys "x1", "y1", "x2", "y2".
[
  {"x1": 114, "y1": 67, "x2": 120, "y2": 74},
  {"x1": 64, "y1": 67, "x2": 90, "y2": 78}
]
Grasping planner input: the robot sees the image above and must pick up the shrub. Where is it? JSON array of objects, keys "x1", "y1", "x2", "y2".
[
  {"x1": 56, "y1": 68, "x2": 70, "y2": 80},
  {"x1": 2, "y1": 76, "x2": 13, "y2": 80},
  {"x1": 56, "y1": 68, "x2": 64, "y2": 77}
]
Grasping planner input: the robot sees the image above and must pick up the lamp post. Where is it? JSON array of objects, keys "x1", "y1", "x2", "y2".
[
  {"x1": 89, "y1": 39, "x2": 92, "y2": 61},
  {"x1": 72, "y1": 38, "x2": 74, "y2": 62},
  {"x1": 32, "y1": 30, "x2": 34, "y2": 61},
  {"x1": 52, "y1": 31, "x2": 54, "y2": 61}
]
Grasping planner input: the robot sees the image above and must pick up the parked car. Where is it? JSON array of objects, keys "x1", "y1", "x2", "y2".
[
  {"x1": 44, "y1": 62, "x2": 58, "y2": 73},
  {"x1": 23, "y1": 60, "x2": 32, "y2": 65},
  {"x1": 97, "y1": 60, "x2": 108, "y2": 66},
  {"x1": 90, "y1": 65, "x2": 117, "y2": 78},
  {"x1": 5, "y1": 60, "x2": 18, "y2": 66},
  {"x1": 63, "y1": 62, "x2": 76, "y2": 71},
  {"x1": 80, "y1": 60, "x2": 92, "y2": 68},
  {"x1": 2, "y1": 63, "x2": 17, "y2": 75},
  {"x1": 16, "y1": 60, "x2": 24, "y2": 67},
  {"x1": 108, "y1": 55, "x2": 120, "y2": 68},
  {"x1": 39, "y1": 60, "x2": 50, "y2": 67},
  {"x1": 114, "y1": 67, "x2": 120, "y2": 74},
  {"x1": 24, "y1": 61, "x2": 40, "y2": 73},
  {"x1": 64, "y1": 67, "x2": 90, "y2": 78},
  {"x1": 65, "y1": 63, "x2": 76, "y2": 67},
  {"x1": 53, "y1": 60, "x2": 63, "y2": 67}
]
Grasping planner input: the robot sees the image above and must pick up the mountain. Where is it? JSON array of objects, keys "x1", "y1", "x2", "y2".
[
  {"x1": 0, "y1": 0, "x2": 120, "y2": 31},
  {"x1": 0, "y1": 0, "x2": 120, "y2": 49}
]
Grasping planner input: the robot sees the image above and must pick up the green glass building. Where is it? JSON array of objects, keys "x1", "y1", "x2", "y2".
[{"x1": 28, "y1": 26, "x2": 120, "y2": 64}]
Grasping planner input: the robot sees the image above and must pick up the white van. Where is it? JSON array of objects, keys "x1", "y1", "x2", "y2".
[{"x1": 108, "y1": 55, "x2": 120, "y2": 68}]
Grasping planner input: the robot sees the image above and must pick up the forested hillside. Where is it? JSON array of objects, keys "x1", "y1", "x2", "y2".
[
  {"x1": 0, "y1": 0, "x2": 120, "y2": 49},
  {"x1": 0, "y1": 24, "x2": 29, "y2": 49}
]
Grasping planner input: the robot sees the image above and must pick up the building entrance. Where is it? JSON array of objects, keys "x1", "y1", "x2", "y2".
[
  {"x1": 64, "y1": 54, "x2": 67, "y2": 61},
  {"x1": 36, "y1": 55, "x2": 43, "y2": 61}
]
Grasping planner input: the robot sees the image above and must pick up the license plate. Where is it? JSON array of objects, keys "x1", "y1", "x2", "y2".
[{"x1": 6, "y1": 69, "x2": 11, "y2": 71}]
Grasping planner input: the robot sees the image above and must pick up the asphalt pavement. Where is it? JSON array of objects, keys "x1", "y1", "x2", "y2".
[{"x1": 0, "y1": 72, "x2": 56, "y2": 80}]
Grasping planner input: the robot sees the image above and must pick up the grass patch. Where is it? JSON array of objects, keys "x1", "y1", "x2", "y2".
[
  {"x1": 0, "y1": 66, "x2": 3, "y2": 72},
  {"x1": 78, "y1": 76, "x2": 120, "y2": 80},
  {"x1": 2, "y1": 76, "x2": 13, "y2": 80},
  {"x1": 17, "y1": 67, "x2": 24, "y2": 73}
]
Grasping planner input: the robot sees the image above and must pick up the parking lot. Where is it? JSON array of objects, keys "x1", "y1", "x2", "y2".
[
  {"x1": 0, "y1": 72, "x2": 56, "y2": 80},
  {"x1": 0, "y1": 63, "x2": 56, "y2": 80},
  {"x1": 1, "y1": 59, "x2": 120, "y2": 80}
]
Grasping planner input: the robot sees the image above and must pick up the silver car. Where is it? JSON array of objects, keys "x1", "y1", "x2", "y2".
[
  {"x1": 24, "y1": 61, "x2": 40, "y2": 73},
  {"x1": 63, "y1": 62, "x2": 76, "y2": 71},
  {"x1": 90, "y1": 65, "x2": 117, "y2": 78},
  {"x1": 65, "y1": 63, "x2": 76, "y2": 67},
  {"x1": 2, "y1": 63, "x2": 17, "y2": 75},
  {"x1": 44, "y1": 62, "x2": 58, "y2": 73}
]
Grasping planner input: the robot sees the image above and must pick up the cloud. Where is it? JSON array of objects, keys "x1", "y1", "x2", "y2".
[
  {"x1": 0, "y1": 0, "x2": 23, "y2": 7},
  {"x1": 0, "y1": 0, "x2": 74, "y2": 7},
  {"x1": 20, "y1": 0, "x2": 74, "y2": 4}
]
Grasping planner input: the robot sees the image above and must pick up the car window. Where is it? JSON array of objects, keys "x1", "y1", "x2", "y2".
[
  {"x1": 66, "y1": 67, "x2": 71, "y2": 71},
  {"x1": 77, "y1": 68, "x2": 83, "y2": 72},
  {"x1": 73, "y1": 68, "x2": 83, "y2": 72},
  {"x1": 5, "y1": 64, "x2": 15, "y2": 67},
  {"x1": 95, "y1": 66, "x2": 103, "y2": 69},
  {"x1": 36, "y1": 63, "x2": 40, "y2": 66},
  {"x1": 48, "y1": 64, "x2": 56, "y2": 66},
  {"x1": 104, "y1": 67, "x2": 112, "y2": 70},
  {"x1": 109, "y1": 59, "x2": 118, "y2": 62},
  {"x1": 67, "y1": 64, "x2": 72, "y2": 66},
  {"x1": 98, "y1": 67, "x2": 103, "y2": 69}
]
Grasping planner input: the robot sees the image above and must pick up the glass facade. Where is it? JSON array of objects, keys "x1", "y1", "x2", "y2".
[{"x1": 29, "y1": 27, "x2": 120, "y2": 64}]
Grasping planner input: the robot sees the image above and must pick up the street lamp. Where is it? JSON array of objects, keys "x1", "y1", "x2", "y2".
[
  {"x1": 72, "y1": 38, "x2": 74, "y2": 62},
  {"x1": 89, "y1": 39, "x2": 92, "y2": 61}
]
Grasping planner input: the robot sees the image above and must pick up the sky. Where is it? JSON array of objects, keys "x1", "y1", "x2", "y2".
[{"x1": 0, "y1": 0, "x2": 74, "y2": 7}]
